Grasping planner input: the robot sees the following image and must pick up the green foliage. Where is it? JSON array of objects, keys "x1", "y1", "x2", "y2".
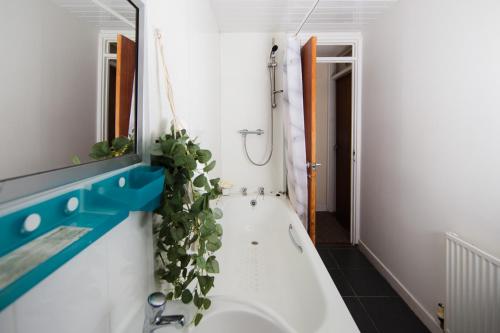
[
  {"x1": 89, "y1": 136, "x2": 134, "y2": 160},
  {"x1": 152, "y1": 126, "x2": 223, "y2": 326},
  {"x1": 71, "y1": 155, "x2": 82, "y2": 165}
]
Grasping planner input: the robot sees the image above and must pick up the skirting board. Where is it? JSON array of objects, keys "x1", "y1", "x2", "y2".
[{"x1": 358, "y1": 241, "x2": 443, "y2": 333}]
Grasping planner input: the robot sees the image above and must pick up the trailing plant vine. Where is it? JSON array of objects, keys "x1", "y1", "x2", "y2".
[{"x1": 150, "y1": 126, "x2": 223, "y2": 326}]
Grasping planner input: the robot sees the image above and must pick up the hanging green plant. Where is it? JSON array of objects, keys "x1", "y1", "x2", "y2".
[{"x1": 151, "y1": 126, "x2": 223, "y2": 326}]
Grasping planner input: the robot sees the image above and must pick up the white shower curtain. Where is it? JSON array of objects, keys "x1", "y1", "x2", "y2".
[{"x1": 282, "y1": 36, "x2": 308, "y2": 229}]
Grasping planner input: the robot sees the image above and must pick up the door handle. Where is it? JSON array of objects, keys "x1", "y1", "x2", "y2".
[{"x1": 307, "y1": 162, "x2": 322, "y2": 171}]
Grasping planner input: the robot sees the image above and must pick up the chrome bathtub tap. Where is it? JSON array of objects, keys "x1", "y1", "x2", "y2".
[
  {"x1": 241, "y1": 187, "x2": 248, "y2": 196},
  {"x1": 143, "y1": 292, "x2": 185, "y2": 333},
  {"x1": 257, "y1": 186, "x2": 265, "y2": 196}
]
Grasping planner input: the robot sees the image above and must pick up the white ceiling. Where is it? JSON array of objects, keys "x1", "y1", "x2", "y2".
[
  {"x1": 51, "y1": 0, "x2": 136, "y2": 31},
  {"x1": 210, "y1": 0, "x2": 398, "y2": 33}
]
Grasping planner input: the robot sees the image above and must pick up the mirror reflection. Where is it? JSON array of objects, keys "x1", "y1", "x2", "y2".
[{"x1": 0, "y1": 0, "x2": 138, "y2": 181}]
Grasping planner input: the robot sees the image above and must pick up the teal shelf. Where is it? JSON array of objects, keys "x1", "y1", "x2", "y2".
[
  {"x1": 0, "y1": 165, "x2": 164, "y2": 311},
  {"x1": 91, "y1": 166, "x2": 164, "y2": 211}
]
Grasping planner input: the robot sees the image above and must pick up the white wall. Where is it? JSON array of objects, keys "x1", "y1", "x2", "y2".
[
  {"x1": 360, "y1": 0, "x2": 500, "y2": 330},
  {"x1": 146, "y1": 0, "x2": 221, "y2": 177},
  {"x1": 0, "y1": 0, "x2": 98, "y2": 180},
  {"x1": 0, "y1": 213, "x2": 153, "y2": 333},
  {"x1": 316, "y1": 63, "x2": 329, "y2": 211},
  {"x1": 220, "y1": 33, "x2": 285, "y2": 193}
]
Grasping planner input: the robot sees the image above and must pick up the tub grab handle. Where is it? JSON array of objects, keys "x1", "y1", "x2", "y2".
[{"x1": 288, "y1": 224, "x2": 303, "y2": 253}]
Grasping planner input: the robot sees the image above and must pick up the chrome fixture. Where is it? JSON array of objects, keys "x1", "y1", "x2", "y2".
[
  {"x1": 307, "y1": 162, "x2": 322, "y2": 171},
  {"x1": 143, "y1": 292, "x2": 185, "y2": 333},
  {"x1": 268, "y1": 44, "x2": 284, "y2": 109},
  {"x1": 288, "y1": 224, "x2": 303, "y2": 253},
  {"x1": 239, "y1": 40, "x2": 283, "y2": 167},
  {"x1": 258, "y1": 186, "x2": 265, "y2": 196},
  {"x1": 250, "y1": 199, "x2": 257, "y2": 207},
  {"x1": 241, "y1": 187, "x2": 248, "y2": 196},
  {"x1": 238, "y1": 129, "x2": 264, "y2": 136}
]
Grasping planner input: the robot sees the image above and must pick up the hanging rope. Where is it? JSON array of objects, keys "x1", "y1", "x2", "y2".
[{"x1": 154, "y1": 29, "x2": 182, "y2": 132}]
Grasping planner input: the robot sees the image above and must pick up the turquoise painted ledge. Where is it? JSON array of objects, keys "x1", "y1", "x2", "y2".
[{"x1": 0, "y1": 165, "x2": 164, "y2": 311}]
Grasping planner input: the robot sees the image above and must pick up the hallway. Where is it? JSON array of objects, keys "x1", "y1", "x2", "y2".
[{"x1": 316, "y1": 211, "x2": 350, "y2": 245}]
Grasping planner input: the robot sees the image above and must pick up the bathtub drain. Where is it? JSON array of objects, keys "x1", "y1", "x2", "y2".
[{"x1": 251, "y1": 241, "x2": 259, "y2": 245}]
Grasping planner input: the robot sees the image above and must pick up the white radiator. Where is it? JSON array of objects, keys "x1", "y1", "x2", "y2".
[{"x1": 446, "y1": 232, "x2": 500, "y2": 333}]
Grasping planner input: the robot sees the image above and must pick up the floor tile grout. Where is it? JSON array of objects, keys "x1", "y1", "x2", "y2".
[
  {"x1": 356, "y1": 296, "x2": 382, "y2": 333},
  {"x1": 337, "y1": 266, "x2": 381, "y2": 333},
  {"x1": 321, "y1": 244, "x2": 430, "y2": 333}
]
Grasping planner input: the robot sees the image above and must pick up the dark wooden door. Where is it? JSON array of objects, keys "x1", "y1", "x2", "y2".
[
  {"x1": 335, "y1": 73, "x2": 352, "y2": 230},
  {"x1": 301, "y1": 36, "x2": 317, "y2": 244},
  {"x1": 115, "y1": 34, "x2": 136, "y2": 137}
]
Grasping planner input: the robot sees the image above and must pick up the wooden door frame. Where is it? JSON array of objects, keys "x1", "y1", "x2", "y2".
[{"x1": 297, "y1": 32, "x2": 363, "y2": 244}]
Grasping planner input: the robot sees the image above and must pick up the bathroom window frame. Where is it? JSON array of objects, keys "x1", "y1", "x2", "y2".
[
  {"x1": 297, "y1": 32, "x2": 363, "y2": 244},
  {"x1": 0, "y1": 0, "x2": 146, "y2": 205}
]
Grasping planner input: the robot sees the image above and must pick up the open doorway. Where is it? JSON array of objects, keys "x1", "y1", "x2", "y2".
[
  {"x1": 300, "y1": 34, "x2": 361, "y2": 246},
  {"x1": 315, "y1": 50, "x2": 354, "y2": 245}
]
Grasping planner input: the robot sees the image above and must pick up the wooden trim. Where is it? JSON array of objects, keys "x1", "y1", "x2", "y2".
[
  {"x1": 115, "y1": 34, "x2": 136, "y2": 137},
  {"x1": 301, "y1": 36, "x2": 317, "y2": 245}
]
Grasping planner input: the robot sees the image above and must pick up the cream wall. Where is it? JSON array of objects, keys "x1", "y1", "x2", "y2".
[
  {"x1": 220, "y1": 33, "x2": 285, "y2": 194},
  {"x1": 360, "y1": 0, "x2": 500, "y2": 331}
]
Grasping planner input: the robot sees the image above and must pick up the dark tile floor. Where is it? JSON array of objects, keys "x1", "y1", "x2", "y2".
[
  {"x1": 316, "y1": 211, "x2": 350, "y2": 244},
  {"x1": 317, "y1": 245, "x2": 431, "y2": 333}
]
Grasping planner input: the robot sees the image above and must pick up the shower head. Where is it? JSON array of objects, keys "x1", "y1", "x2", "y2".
[{"x1": 270, "y1": 45, "x2": 278, "y2": 58}]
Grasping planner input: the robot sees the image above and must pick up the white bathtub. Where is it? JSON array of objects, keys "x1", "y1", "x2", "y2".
[{"x1": 152, "y1": 195, "x2": 359, "y2": 333}]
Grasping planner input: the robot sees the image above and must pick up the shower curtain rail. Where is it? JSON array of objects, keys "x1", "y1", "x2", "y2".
[{"x1": 294, "y1": 0, "x2": 320, "y2": 36}]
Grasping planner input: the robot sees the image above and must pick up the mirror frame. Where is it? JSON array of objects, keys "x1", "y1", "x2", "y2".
[{"x1": 0, "y1": 0, "x2": 145, "y2": 205}]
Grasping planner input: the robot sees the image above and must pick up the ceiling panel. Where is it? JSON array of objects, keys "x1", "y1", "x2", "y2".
[
  {"x1": 51, "y1": 0, "x2": 136, "y2": 31},
  {"x1": 210, "y1": 0, "x2": 398, "y2": 32}
]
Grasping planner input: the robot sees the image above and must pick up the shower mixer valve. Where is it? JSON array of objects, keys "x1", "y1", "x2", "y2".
[{"x1": 238, "y1": 129, "x2": 264, "y2": 136}]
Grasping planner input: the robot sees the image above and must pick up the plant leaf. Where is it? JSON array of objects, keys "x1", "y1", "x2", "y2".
[
  {"x1": 213, "y1": 208, "x2": 223, "y2": 219},
  {"x1": 193, "y1": 174, "x2": 207, "y2": 188},
  {"x1": 206, "y1": 239, "x2": 221, "y2": 252},
  {"x1": 193, "y1": 290, "x2": 202, "y2": 308},
  {"x1": 197, "y1": 275, "x2": 214, "y2": 295},
  {"x1": 196, "y1": 256, "x2": 207, "y2": 269},
  {"x1": 194, "y1": 313, "x2": 203, "y2": 326},
  {"x1": 215, "y1": 224, "x2": 223, "y2": 236},
  {"x1": 181, "y1": 289, "x2": 193, "y2": 304},
  {"x1": 112, "y1": 136, "x2": 130, "y2": 151},
  {"x1": 203, "y1": 298, "x2": 211, "y2": 310},
  {"x1": 150, "y1": 143, "x2": 164, "y2": 156},
  {"x1": 206, "y1": 257, "x2": 220, "y2": 274},
  {"x1": 170, "y1": 226, "x2": 185, "y2": 242},
  {"x1": 197, "y1": 150, "x2": 212, "y2": 163},
  {"x1": 89, "y1": 141, "x2": 111, "y2": 159},
  {"x1": 203, "y1": 160, "x2": 216, "y2": 172},
  {"x1": 71, "y1": 155, "x2": 81, "y2": 165}
]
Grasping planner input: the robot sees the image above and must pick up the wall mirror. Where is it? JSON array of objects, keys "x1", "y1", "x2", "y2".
[{"x1": 0, "y1": 0, "x2": 140, "y2": 203}]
